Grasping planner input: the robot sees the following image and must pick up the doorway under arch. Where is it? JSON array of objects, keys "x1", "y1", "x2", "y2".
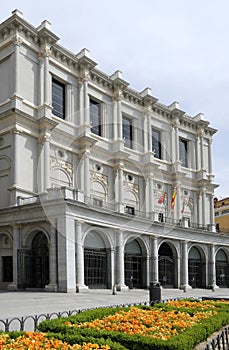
[
  {"x1": 124, "y1": 239, "x2": 143, "y2": 288},
  {"x1": 216, "y1": 250, "x2": 228, "y2": 287},
  {"x1": 158, "y1": 243, "x2": 175, "y2": 288},
  {"x1": 31, "y1": 232, "x2": 49, "y2": 288},
  {"x1": 84, "y1": 231, "x2": 108, "y2": 289},
  {"x1": 188, "y1": 246, "x2": 203, "y2": 288}
]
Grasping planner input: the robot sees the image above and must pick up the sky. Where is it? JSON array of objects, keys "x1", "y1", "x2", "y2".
[{"x1": 1, "y1": 0, "x2": 229, "y2": 198}]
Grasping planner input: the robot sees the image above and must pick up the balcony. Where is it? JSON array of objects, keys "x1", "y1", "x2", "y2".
[{"x1": 17, "y1": 187, "x2": 216, "y2": 233}]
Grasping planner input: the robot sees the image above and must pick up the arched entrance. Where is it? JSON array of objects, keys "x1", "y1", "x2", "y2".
[
  {"x1": 84, "y1": 231, "x2": 108, "y2": 288},
  {"x1": 0, "y1": 234, "x2": 13, "y2": 287},
  {"x1": 31, "y1": 232, "x2": 49, "y2": 288},
  {"x1": 124, "y1": 239, "x2": 143, "y2": 288},
  {"x1": 158, "y1": 243, "x2": 175, "y2": 287},
  {"x1": 188, "y1": 247, "x2": 203, "y2": 288},
  {"x1": 216, "y1": 250, "x2": 228, "y2": 287}
]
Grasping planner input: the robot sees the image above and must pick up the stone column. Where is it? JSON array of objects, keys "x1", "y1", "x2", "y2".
[
  {"x1": 202, "y1": 189, "x2": 206, "y2": 228},
  {"x1": 208, "y1": 138, "x2": 213, "y2": 174},
  {"x1": 12, "y1": 129, "x2": 20, "y2": 188},
  {"x1": 116, "y1": 230, "x2": 128, "y2": 291},
  {"x1": 175, "y1": 183, "x2": 181, "y2": 222},
  {"x1": 151, "y1": 236, "x2": 158, "y2": 283},
  {"x1": 209, "y1": 244, "x2": 218, "y2": 290},
  {"x1": 209, "y1": 194, "x2": 216, "y2": 232},
  {"x1": 117, "y1": 95, "x2": 122, "y2": 139},
  {"x1": 81, "y1": 150, "x2": 90, "y2": 202},
  {"x1": 45, "y1": 223, "x2": 58, "y2": 292},
  {"x1": 78, "y1": 80, "x2": 84, "y2": 125},
  {"x1": 10, "y1": 128, "x2": 21, "y2": 205},
  {"x1": 176, "y1": 255, "x2": 181, "y2": 288},
  {"x1": 115, "y1": 163, "x2": 124, "y2": 213},
  {"x1": 38, "y1": 54, "x2": 44, "y2": 106},
  {"x1": 66, "y1": 84, "x2": 72, "y2": 122},
  {"x1": 143, "y1": 113, "x2": 148, "y2": 153},
  {"x1": 182, "y1": 241, "x2": 191, "y2": 291},
  {"x1": 44, "y1": 135, "x2": 51, "y2": 190},
  {"x1": 13, "y1": 36, "x2": 22, "y2": 96},
  {"x1": 57, "y1": 215, "x2": 76, "y2": 293},
  {"x1": 197, "y1": 191, "x2": 202, "y2": 227},
  {"x1": 145, "y1": 175, "x2": 154, "y2": 219},
  {"x1": 83, "y1": 77, "x2": 90, "y2": 125},
  {"x1": 8, "y1": 225, "x2": 20, "y2": 290},
  {"x1": 110, "y1": 248, "x2": 115, "y2": 290},
  {"x1": 75, "y1": 221, "x2": 87, "y2": 292},
  {"x1": 196, "y1": 135, "x2": 200, "y2": 170},
  {"x1": 112, "y1": 98, "x2": 118, "y2": 140},
  {"x1": 199, "y1": 130, "x2": 205, "y2": 169},
  {"x1": 43, "y1": 46, "x2": 51, "y2": 106},
  {"x1": 172, "y1": 119, "x2": 179, "y2": 162},
  {"x1": 145, "y1": 254, "x2": 150, "y2": 288}
]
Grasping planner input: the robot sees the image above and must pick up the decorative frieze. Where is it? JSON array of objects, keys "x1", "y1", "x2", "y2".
[{"x1": 50, "y1": 156, "x2": 73, "y2": 179}]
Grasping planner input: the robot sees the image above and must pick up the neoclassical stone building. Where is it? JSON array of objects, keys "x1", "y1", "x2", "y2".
[{"x1": 0, "y1": 10, "x2": 228, "y2": 292}]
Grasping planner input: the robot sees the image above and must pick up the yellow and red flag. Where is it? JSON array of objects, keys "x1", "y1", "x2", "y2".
[{"x1": 171, "y1": 187, "x2": 177, "y2": 210}]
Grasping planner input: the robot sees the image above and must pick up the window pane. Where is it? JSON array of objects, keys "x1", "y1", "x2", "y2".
[
  {"x1": 52, "y1": 79, "x2": 65, "y2": 119},
  {"x1": 90, "y1": 99, "x2": 101, "y2": 136},
  {"x1": 122, "y1": 116, "x2": 133, "y2": 148},
  {"x1": 179, "y1": 138, "x2": 188, "y2": 167},
  {"x1": 152, "y1": 129, "x2": 161, "y2": 159}
]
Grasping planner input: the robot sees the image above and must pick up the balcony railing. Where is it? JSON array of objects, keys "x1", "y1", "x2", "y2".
[{"x1": 18, "y1": 187, "x2": 216, "y2": 233}]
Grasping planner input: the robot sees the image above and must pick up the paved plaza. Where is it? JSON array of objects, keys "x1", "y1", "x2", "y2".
[{"x1": 1, "y1": 288, "x2": 229, "y2": 320}]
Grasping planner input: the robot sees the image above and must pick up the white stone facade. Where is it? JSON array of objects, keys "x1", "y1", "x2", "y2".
[{"x1": 0, "y1": 10, "x2": 228, "y2": 292}]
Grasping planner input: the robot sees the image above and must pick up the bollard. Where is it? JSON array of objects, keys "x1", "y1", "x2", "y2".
[
  {"x1": 149, "y1": 281, "x2": 161, "y2": 304},
  {"x1": 112, "y1": 284, "x2": 117, "y2": 295}
]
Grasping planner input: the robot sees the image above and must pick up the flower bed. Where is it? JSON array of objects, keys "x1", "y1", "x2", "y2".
[
  {"x1": 0, "y1": 331, "x2": 111, "y2": 349},
  {"x1": 1, "y1": 300, "x2": 229, "y2": 350}
]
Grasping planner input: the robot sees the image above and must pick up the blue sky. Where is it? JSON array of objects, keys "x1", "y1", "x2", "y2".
[{"x1": 1, "y1": 1, "x2": 229, "y2": 198}]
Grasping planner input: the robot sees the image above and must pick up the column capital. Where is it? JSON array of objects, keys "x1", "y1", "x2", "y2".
[
  {"x1": 12, "y1": 34, "x2": 23, "y2": 47},
  {"x1": 11, "y1": 127, "x2": 22, "y2": 135},
  {"x1": 197, "y1": 128, "x2": 205, "y2": 137},
  {"x1": 79, "y1": 150, "x2": 90, "y2": 159},
  {"x1": 112, "y1": 89, "x2": 123, "y2": 102},
  {"x1": 114, "y1": 162, "x2": 124, "y2": 172},
  {"x1": 38, "y1": 133, "x2": 51, "y2": 144},
  {"x1": 171, "y1": 117, "x2": 180, "y2": 128},
  {"x1": 39, "y1": 45, "x2": 52, "y2": 59},
  {"x1": 76, "y1": 220, "x2": 84, "y2": 226}
]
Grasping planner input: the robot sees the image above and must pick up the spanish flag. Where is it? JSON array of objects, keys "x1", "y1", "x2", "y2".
[{"x1": 171, "y1": 187, "x2": 177, "y2": 210}]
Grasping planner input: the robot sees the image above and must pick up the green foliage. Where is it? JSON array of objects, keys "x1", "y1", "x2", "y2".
[{"x1": 9, "y1": 300, "x2": 229, "y2": 350}]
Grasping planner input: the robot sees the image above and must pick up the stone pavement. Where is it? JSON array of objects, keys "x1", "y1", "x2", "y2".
[{"x1": 0, "y1": 287, "x2": 229, "y2": 321}]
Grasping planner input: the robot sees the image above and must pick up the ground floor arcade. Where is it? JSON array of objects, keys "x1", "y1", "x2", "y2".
[{"x1": 0, "y1": 219, "x2": 229, "y2": 292}]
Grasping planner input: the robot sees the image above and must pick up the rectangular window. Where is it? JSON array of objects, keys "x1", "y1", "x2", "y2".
[
  {"x1": 122, "y1": 116, "x2": 133, "y2": 148},
  {"x1": 90, "y1": 98, "x2": 101, "y2": 136},
  {"x1": 52, "y1": 78, "x2": 65, "y2": 119},
  {"x1": 158, "y1": 212, "x2": 164, "y2": 222},
  {"x1": 152, "y1": 129, "x2": 161, "y2": 159},
  {"x1": 125, "y1": 206, "x2": 135, "y2": 215},
  {"x1": 179, "y1": 138, "x2": 188, "y2": 167},
  {"x1": 93, "y1": 198, "x2": 103, "y2": 207}
]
